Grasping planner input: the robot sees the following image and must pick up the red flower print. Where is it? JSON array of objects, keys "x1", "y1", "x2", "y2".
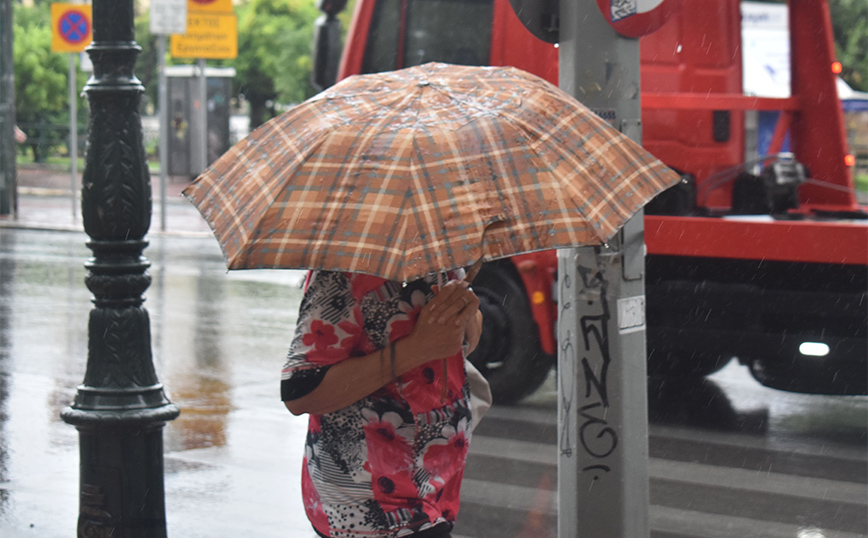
[
  {"x1": 338, "y1": 306, "x2": 364, "y2": 351},
  {"x1": 364, "y1": 416, "x2": 414, "y2": 473},
  {"x1": 303, "y1": 320, "x2": 339, "y2": 350},
  {"x1": 389, "y1": 288, "x2": 428, "y2": 340},
  {"x1": 302, "y1": 462, "x2": 328, "y2": 529},
  {"x1": 373, "y1": 469, "x2": 419, "y2": 511},
  {"x1": 423, "y1": 432, "x2": 468, "y2": 480}
]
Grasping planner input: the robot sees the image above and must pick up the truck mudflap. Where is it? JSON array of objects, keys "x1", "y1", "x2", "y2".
[{"x1": 646, "y1": 256, "x2": 868, "y2": 395}]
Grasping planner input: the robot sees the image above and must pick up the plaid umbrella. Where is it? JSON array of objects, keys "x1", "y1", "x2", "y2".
[{"x1": 183, "y1": 62, "x2": 679, "y2": 282}]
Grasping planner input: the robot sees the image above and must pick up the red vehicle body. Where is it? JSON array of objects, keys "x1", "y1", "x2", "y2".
[{"x1": 314, "y1": 0, "x2": 868, "y2": 402}]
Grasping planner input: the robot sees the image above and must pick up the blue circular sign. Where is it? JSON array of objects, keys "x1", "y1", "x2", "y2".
[{"x1": 58, "y1": 10, "x2": 90, "y2": 44}]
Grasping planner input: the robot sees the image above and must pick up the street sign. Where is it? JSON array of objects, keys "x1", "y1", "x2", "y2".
[
  {"x1": 150, "y1": 0, "x2": 188, "y2": 35},
  {"x1": 593, "y1": 0, "x2": 680, "y2": 38},
  {"x1": 170, "y1": 0, "x2": 237, "y2": 59},
  {"x1": 170, "y1": 12, "x2": 238, "y2": 59},
  {"x1": 51, "y1": 3, "x2": 92, "y2": 53}
]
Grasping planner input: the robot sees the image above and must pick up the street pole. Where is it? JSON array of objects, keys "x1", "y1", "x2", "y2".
[
  {"x1": 197, "y1": 58, "x2": 208, "y2": 175},
  {"x1": 557, "y1": 1, "x2": 650, "y2": 537},
  {"x1": 61, "y1": 0, "x2": 180, "y2": 535},
  {"x1": 69, "y1": 54, "x2": 78, "y2": 221},
  {"x1": 158, "y1": 35, "x2": 168, "y2": 232},
  {"x1": 0, "y1": 0, "x2": 16, "y2": 217}
]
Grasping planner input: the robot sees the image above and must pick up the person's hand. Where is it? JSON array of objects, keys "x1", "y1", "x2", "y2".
[
  {"x1": 427, "y1": 280, "x2": 480, "y2": 327},
  {"x1": 408, "y1": 304, "x2": 467, "y2": 364}
]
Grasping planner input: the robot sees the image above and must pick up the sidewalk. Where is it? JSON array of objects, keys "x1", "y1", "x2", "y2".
[
  {"x1": 1, "y1": 166, "x2": 213, "y2": 235},
  {"x1": 0, "y1": 165, "x2": 317, "y2": 538}
]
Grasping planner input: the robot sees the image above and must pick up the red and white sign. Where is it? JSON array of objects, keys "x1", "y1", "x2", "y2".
[{"x1": 594, "y1": 0, "x2": 680, "y2": 38}]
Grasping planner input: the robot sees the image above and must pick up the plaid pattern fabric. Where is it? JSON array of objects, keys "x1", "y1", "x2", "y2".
[{"x1": 183, "y1": 62, "x2": 680, "y2": 281}]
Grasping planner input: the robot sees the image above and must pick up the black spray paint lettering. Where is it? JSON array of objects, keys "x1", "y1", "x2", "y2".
[{"x1": 575, "y1": 256, "x2": 618, "y2": 477}]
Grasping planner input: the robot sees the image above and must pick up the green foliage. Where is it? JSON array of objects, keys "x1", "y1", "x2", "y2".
[
  {"x1": 231, "y1": 0, "x2": 320, "y2": 126},
  {"x1": 134, "y1": 14, "x2": 160, "y2": 113},
  {"x1": 829, "y1": 0, "x2": 868, "y2": 91},
  {"x1": 13, "y1": 3, "x2": 89, "y2": 161},
  {"x1": 13, "y1": 4, "x2": 67, "y2": 121}
]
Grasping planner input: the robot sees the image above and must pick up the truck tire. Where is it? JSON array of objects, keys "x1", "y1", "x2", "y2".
[{"x1": 467, "y1": 261, "x2": 554, "y2": 404}]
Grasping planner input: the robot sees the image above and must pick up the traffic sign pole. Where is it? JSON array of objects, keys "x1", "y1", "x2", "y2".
[
  {"x1": 69, "y1": 54, "x2": 77, "y2": 221},
  {"x1": 158, "y1": 35, "x2": 168, "y2": 232},
  {"x1": 150, "y1": 0, "x2": 186, "y2": 232},
  {"x1": 557, "y1": 1, "x2": 654, "y2": 537},
  {"x1": 197, "y1": 58, "x2": 208, "y2": 175},
  {"x1": 52, "y1": 3, "x2": 92, "y2": 220}
]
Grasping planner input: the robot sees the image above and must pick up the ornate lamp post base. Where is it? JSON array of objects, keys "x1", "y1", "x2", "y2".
[{"x1": 61, "y1": 0, "x2": 180, "y2": 536}]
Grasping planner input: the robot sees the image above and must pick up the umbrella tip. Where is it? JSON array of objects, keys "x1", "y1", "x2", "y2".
[{"x1": 417, "y1": 80, "x2": 430, "y2": 87}]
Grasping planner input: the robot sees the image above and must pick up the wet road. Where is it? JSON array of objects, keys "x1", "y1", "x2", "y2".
[{"x1": 0, "y1": 227, "x2": 865, "y2": 538}]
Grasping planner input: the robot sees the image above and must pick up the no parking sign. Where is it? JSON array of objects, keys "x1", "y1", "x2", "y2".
[{"x1": 51, "y1": 3, "x2": 92, "y2": 53}]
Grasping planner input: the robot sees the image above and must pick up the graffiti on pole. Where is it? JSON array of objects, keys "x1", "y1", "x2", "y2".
[{"x1": 559, "y1": 249, "x2": 619, "y2": 482}]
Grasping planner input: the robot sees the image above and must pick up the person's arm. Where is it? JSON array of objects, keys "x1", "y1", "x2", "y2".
[{"x1": 284, "y1": 287, "x2": 470, "y2": 416}]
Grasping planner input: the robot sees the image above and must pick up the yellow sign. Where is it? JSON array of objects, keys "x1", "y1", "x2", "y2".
[
  {"x1": 51, "y1": 3, "x2": 92, "y2": 53},
  {"x1": 170, "y1": 12, "x2": 238, "y2": 59},
  {"x1": 187, "y1": 0, "x2": 233, "y2": 13}
]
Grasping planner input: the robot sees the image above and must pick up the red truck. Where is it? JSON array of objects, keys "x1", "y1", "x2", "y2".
[{"x1": 312, "y1": 0, "x2": 868, "y2": 403}]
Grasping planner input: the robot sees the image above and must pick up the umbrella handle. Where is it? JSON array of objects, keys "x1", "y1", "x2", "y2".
[{"x1": 464, "y1": 256, "x2": 484, "y2": 283}]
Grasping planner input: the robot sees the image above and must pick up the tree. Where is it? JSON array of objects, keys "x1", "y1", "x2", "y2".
[
  {"x1": 829, "y1": 0, "x2": 868, "y2": 91},
  {"x1": 134, "y1": 14, "x2": 160, "y2": 113},
  {"x1": 231, "y1": 0, "x2": 320, "y2": 128},
  {"x1": 13, "y1": 3, "x2": 86, "y2": 161}
]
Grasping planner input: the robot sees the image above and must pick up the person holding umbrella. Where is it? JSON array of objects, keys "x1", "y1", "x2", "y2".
[
  {"x1": 182, "y1": 62, "x2": 679, "y2": 538},
  {"x1": 282, "y1": 270, "x2": 482, "y2": 538}
]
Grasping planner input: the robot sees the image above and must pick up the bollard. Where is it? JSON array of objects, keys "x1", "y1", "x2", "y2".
[{"x1": 60, "y1": 0, "x2": 180, "y2": 536}]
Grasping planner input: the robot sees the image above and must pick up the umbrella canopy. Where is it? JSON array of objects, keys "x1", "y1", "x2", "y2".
[{"x1": 183, "y1": 62, "x2": 679, "y2": 282}]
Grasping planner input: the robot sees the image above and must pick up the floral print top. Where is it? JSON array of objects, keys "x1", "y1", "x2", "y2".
[{"x1": 281, "y1": 270, "x2": 472, "y2": 538}]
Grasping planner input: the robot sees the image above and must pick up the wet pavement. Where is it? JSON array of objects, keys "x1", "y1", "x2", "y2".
[
  {"x1": 1, "y1": 167, "x2": 866, "y2": 537},
  {"x1": 1, "y1": 168, "x2": 319, "y2": 537}
]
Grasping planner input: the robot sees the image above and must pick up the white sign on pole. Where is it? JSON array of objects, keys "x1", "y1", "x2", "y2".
[{"x1": 150, "y1": 0, "x2": 187, "y2": 35}]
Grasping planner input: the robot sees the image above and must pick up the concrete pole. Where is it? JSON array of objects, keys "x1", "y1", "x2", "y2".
[
  {"x1": 557, "y1": 2, "x2": 650, "y2": 537},
  {"x1": 61, "y1": 0, "x2": 179, "y2": 535}
]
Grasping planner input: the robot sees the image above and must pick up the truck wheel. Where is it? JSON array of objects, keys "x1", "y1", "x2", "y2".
[
  {"x1": 467, "y1": 261, "x2": 554, "y2": 404},
  {"x1": 646, "y1": 338, "x2": 732, "y2": 378}
]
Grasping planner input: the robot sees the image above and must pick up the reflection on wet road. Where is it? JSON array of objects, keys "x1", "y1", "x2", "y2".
[
  {"x1": 0, "y1": 228, "x2": 865, "y2": 538},
  {"x1": 461, "y1": 369, "x2": 866, "y2": 538}
]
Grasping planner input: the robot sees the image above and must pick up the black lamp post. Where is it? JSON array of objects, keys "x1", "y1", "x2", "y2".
[{"x1": 60, "y1": 0, "x2": 180, "y2": 536}]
